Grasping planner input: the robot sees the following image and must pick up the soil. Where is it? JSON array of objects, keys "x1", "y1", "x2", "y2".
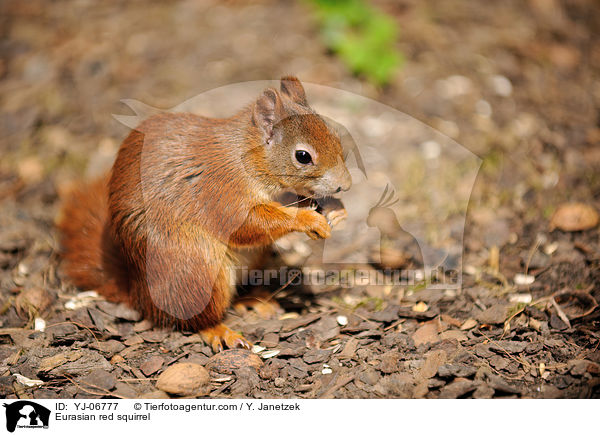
[{"x1": 0, "y1": 0, "x2": 599, "y2": 399}]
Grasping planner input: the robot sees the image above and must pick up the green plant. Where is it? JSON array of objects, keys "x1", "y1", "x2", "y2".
[{"x1": 308, "y1": 0, "x2": 403, "y2": 85}]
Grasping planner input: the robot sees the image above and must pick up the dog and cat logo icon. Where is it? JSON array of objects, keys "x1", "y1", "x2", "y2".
[{"x1": 2, "y1": 401, "x2": 50, "y2": 432}]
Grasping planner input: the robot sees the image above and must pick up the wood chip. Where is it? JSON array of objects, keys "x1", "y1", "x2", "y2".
[
  {"x1": 140, "y1": 355, "x2": 164, "y2": 376},
  {"x1": 339, "y1": 338, "x2": 358, "y2": 359},
  {"x1": 419, "y1": 350, "x2": 447, "y2": 379},
  {"x1": 460, "y1": 318, "x2": 478, "y2": 330},
  {"x1": 205, "y1": 349, "x2": 263, "y2": 374},
  {"x1": 39, "y1": 351, "x2": 83, "y2": 373},
  {"x1": 412, "y1": 321, "x2": 441, "y2": 347}
]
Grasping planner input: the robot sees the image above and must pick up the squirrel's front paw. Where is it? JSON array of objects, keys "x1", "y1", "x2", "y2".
[
  {"x1": 200, "y1": 324, "x2": 252, "y2": 353},
  {"x1": 314, "y1": 197, "x2": 347, "y2": 227},
  {"x1": 297, "y1": 209, "x2": 331, "y2": 239}
]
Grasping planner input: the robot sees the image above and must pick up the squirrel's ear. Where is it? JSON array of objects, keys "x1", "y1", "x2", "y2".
[
  {"x1": 253, "y1": 88, "x2": 283, "y2": 144},
  {"x1": 280, "y1": 76, "x2": 307, "y2": 105}
]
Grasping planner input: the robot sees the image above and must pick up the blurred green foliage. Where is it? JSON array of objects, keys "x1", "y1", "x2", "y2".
[{"x1": 308, "y1": 0, "x2": 403, "y2": 85}]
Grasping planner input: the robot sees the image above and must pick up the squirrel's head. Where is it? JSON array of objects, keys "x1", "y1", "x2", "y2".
[{"x1": 251, "y1": 76, "x2": 352, "y2": 198}]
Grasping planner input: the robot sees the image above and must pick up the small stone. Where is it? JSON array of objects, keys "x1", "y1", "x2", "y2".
[{"x1": 274, "y1": 377, "x2": 286, "y2": 387}]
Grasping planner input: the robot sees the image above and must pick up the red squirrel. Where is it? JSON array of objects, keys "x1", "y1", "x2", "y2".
[{"x1": 57, "y1": 76, "x2": 352, "y2": 351}]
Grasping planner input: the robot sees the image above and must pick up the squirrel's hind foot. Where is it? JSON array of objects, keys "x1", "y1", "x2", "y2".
[{"x1": 200, "y1": 323, "x2": 252, "y2": 353}]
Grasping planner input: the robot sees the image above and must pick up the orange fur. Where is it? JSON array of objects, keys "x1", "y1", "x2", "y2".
[{"x1": 57, "y1": 77, "x2": 351, "y2": 349}]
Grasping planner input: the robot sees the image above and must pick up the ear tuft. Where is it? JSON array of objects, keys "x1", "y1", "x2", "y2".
[
  {"x1": 280, "y1": 76, "x2": 307, "y2": 105},
  {"x1": 253, "y1": 88, "x2": 282, "y2": 144}
]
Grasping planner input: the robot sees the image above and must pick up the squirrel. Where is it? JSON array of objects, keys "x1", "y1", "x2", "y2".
[{"x1": 57, "y1": 76, "x2": 352, "y2": 351}]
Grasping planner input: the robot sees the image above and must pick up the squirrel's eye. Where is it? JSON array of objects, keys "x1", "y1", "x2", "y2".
[{"x1": 295, "y1": 150, "x2": 313, "y2": 165}]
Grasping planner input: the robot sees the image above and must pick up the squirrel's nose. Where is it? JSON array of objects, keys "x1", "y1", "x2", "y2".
[
  {"x1": 338, "y1": 173, "x2": 352, "y2": 192},
  {"x1": 336, "y1": 182, "x2": 351, "y2": 193}
]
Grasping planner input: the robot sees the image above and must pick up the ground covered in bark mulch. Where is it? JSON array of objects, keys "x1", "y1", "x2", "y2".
[{"x1": 1, "y1": 0, "x2": 599, "y2": 398}]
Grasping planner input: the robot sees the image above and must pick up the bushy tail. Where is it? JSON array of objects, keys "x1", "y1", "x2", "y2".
[{"x1": 56, "y1": 175, "x2": 129, "y2": 303}]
